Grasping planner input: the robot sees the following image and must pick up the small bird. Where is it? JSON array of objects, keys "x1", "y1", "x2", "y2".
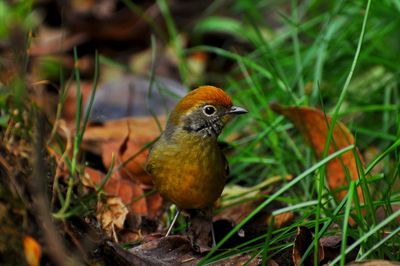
[{"x1": 146, "y1": 85, "x2": 247, "y2": 240}]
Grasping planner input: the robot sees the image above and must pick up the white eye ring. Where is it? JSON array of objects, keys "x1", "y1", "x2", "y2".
[{"x1": 203, "y1": 105, "x2": 217, "y2": 116}]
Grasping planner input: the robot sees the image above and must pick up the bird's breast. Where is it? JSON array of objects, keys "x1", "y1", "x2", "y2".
[{"x1": 147, "y1": 132, "x2": 227, "y2": 209}]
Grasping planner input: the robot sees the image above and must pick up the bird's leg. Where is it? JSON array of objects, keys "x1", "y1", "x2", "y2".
[
  {"x1": 202, "y1": 208, "x2": 217, "y2": 247},
  {"x1": 165, "y1": 208, "x2": 181, "y2": 237},
  {"x1": 211, "y1": 221, "x2": 216, "y2": 247}
]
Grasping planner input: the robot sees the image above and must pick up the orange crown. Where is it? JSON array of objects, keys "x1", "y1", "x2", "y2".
[
  {"x1": 174, "y1": 85, "x2": 232, "y2": 114},
  {"x1": 168, "y1": 85, "x2": 233, "y2": 125}
]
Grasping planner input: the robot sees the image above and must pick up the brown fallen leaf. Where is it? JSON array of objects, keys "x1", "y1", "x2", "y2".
[
  {"x1": 62, "y1": 81, "x2": 94, "y2": 125},
  {"x1": 83, "y1": 116, "x2": 166, "y2": 145},
  {"x1": 267, "y1": 212, "x2": 295, "y2": 229},
  {"x1": 103, "y1": 236, "x2": 260, "y2": 266},
  {"x1": 83, "y1": 114, "x2": 165, "y2": 218},
  {"x1": 82, "y1": 117, "x2": 166, "y2": 186},
  {"x1": 146, "y1": 192, "x2": 163, "y2": 219},
  {"x1": 23, "y1": 236, "x2": 42, "y2": 266},
  {"x1": 96, "y1": 196, "x2": 129, "y2": 241},
  {"x1": 346, "y1": 260, "x2": 400, "y2": 266},
  {"x1": 270, "y1": 104, "x2": 365, "y2": 204},
  {"x1": 319, "y1": 235, "x2": 358, "y2": 265},
  {"x1": 292, "y1": 226, "x2": 324, "y2": 266},
  {"x1": 126, "y1": 236, "x2": 200, "y2": 265},
  {"x1": 101, "y1": 132, "x2": 153, "y2": 186},
  {"x1": 266, "y1": 259, "x2": 279, "y2": 266},
  {"x1": 84, "y1": 167, "x2": 157, "y2": 217}
]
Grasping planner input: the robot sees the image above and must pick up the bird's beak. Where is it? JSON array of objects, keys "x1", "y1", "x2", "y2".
[{"x1": 227, "y1": 106, "x2": 248, "y2": 115}]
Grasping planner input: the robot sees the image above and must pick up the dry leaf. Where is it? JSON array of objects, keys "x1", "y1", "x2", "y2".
[
  {"x1": 146, "y1": 192, "x2": 163, "y2": 218},
  {"x1": 270, "y1": 104, "x2": 365, "y2": 204},
  {"x1": 268, "y1": 212, "x2": 294, "y2": 229},
  {"x1": 127, "y1": 236, "x2": 200, "y2": 265},
  {"x1": 347, "y1": 260, "x2": 400, "y2": 266},
  {"x1": 266, "y1": 259, "x2": 279, "y2": 266},
  {"x1": 84, "y1": 167, "x2": 154, "y2": 216},
  {"x1": 96, "y1": 196, "x2": 129, "y2": 241},
  {"x1": 292, "y1": 226, "x2": 324, "y2": 266},
  {"x1": 83, "y1": 117, "x2": 166, "y2": 186},
  {"x1": 62, "y1": 81, "x2": 93, "y2": 125},
  {"x1": 84, "y1": 116, "x2": 166, "y2": 145},
  {"x1": 101, "y1": 137, "x2": 153, "y2": 186},
  {"x1": 319, "y1": 235, "x2": 358, "y2": 265},
  {"x1": 104, "y1": 235, "x2": 260, "y2": 266},
  {"x1": 23, "y1": 236, "x2": 42, "y2": 266}
]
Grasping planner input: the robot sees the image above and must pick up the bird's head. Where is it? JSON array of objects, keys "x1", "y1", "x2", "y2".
[{"x1": 166, "y1": 85, "x2": 247, "y2": 138}]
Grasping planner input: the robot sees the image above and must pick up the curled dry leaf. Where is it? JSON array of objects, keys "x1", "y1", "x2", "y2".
[
  {"x1": 23, "y1": 236, "x2": 42, "y2": 266},
  {"x1": 96, "y1": 196, "x2": 129, "y2": 241},
  {"x1": 292, "y1": 226, "x2": 324, "y2": 266},
  {"x1": 270, "y1": 104, "x2": 365, "y2": 204}
]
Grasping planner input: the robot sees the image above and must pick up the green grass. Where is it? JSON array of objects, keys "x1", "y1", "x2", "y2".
[
  {"x1": 171, "y1": 0, "x2": 400, "y2": 264},
  {"x1": 53, "y1": 48, "x2": 99, "y2": 219}
]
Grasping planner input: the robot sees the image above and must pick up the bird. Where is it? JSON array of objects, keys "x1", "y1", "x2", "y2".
[{"x1": 146, "y1": 85, "x2": 247, "y2": 241}]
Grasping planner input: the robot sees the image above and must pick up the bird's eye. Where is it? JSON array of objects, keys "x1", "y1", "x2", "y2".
[{"x1": 203, "y1": 105, "x2": 216, "y2": 116}]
